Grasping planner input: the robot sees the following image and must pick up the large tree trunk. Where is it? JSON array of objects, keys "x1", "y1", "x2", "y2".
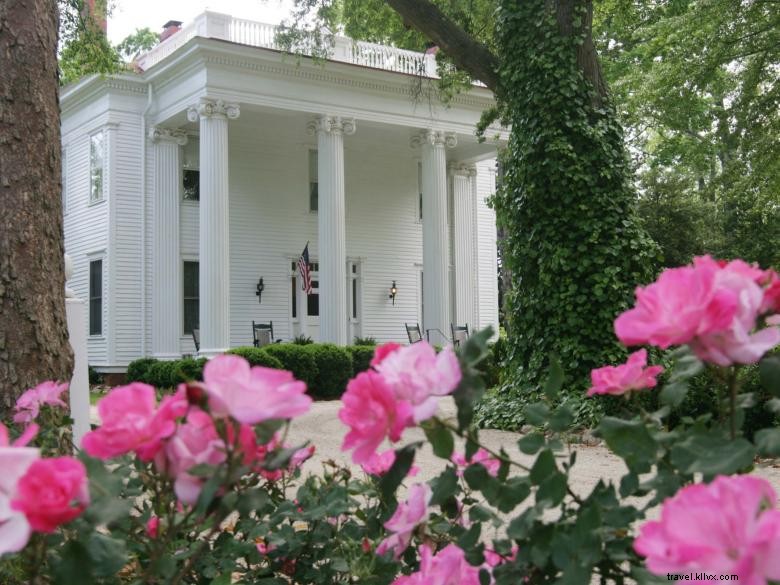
[{"x1": 0, "y1": 0, "x2": 73, "y2": 414}]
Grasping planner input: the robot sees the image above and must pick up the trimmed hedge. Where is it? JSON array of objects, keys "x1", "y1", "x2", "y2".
[
  {"x1": 305, "y1": 344, "x2": 353, "y2": 399},
  {"x1": 126, "y1": 358, "x2": 159, "y2": 384},
  {"x1": 126, "y1": 357, "x2": 206, "y2": 388},
  {"x1": 346, "y1": 345, "x2": 375, "y2": 376},
  {"x1": 226, "y1": 347, "x2": 284, "y2": 370},
  {"x1": 262, "y1": 344, "x2": 319, "y2": 389}
]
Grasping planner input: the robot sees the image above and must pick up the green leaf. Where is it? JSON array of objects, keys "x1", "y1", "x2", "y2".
[
  {"x1": 767, "y1": 398, "x2": 780, "y2": 414},
  {"x1": 195, "y1": 472, "x2": 223, "y2": 515},
  {"x1": 530, "y1": 449, "x2": 556, "y2": 485},
  {"x1": 549, "y1": 404, "x2": 574, "y2": 432},
  {"x1": 264, "y1": 443, "x2": 309, "y2": 471},
  {"x1": 430, "y1": 467, "x2": 459, "y2": 506},
  {"x1": 54, "y1": 541, "x2": 94, "y2": 585},
  {"x1": 671, "y1": 433, "x2": 755, "y2": 478},
  {"x1": 525, "y1": 402, "x2": 550, "y2": 426},
  {"x1": 423, "y1": 421, "x2": 455, "y2": 459},
  {"x1": 378, "y1": 444, "x2": 418, "y2": 501},
  {"x1": 759, "y1": 355, "x2": 780, "y2": 397},
  {"x1": 660, "y1": 381, "x2": 689, "y2": 408},
  {"x1": 755, "y1": 428, "x2": 780, "y2": 457},
  {"x1": 543, "y1": 354, "x2": 564, "y2": 400},
  {"x1": 518, "y1": 432, "x2": 545, "y2": 455},
  {"x1": 210, "y1": 575, "x2": 233, "y2": 585},
  {"x1": 597, "y1": 417, "x2": 658, "y2": 473},
  {"x1": 463, "y1": 462, "x2": 491, "y2": 491},
  {"x1": 537, "y1": 472, "x2": 567, "y2": 507},
  {"x1": 87, "y1": 533, "x2": 127, "y2": 578}
]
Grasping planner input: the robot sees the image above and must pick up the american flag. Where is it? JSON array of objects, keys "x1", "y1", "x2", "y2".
[{"x1": 298, "y1": 243, "x2": 312, "y2": 294}]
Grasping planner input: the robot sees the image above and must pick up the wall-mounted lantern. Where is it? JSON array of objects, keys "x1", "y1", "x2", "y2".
[
  {"x1": 255, "y1": 277, "x2": 265, "y2": 304},
  {"x1": 389, "y1": 280, "x2": 398, "y2": 305}
]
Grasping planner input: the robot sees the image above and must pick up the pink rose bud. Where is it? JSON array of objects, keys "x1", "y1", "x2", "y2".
[{"x1": 145, "y1": 516, "x2": 160, "y2": 539}]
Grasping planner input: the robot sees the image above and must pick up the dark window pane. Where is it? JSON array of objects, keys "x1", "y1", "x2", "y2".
[
  {"x1": 183, "y1": 170, "x2": 200, "y2": 201},
  {"x1": 352, "y1": 278, "x2": 357, "y2": 319},
  {"x1": 307, "y1": 293, "x2": 319, "y2": 316},
  {"x1": 309, "y1": 182, "x2": 318, "y2": 212},
  {"x1": 183, "y1": 262, "x2": 199, "y2": 334},
  {"x1": 291, "y1": 277, "x2": 297, "y2": 319},
  {"x1": 89, "y1": 260, "x2": 102, "y2": 335}
]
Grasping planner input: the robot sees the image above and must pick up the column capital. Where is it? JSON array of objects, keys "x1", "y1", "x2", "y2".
[
  {"x1": 148, "y1": 126, "x2": 188, "y2": 146},
  {"x1": 307, "y1": 115, "x2": 356, "y2": 136},
  {"x1": 410, "y1": 129, "x2": 457, "y2": 149},
  {"x1": 186, "y1": 99, "x2": 240, "y2": 122},
  {"x1": 449, "y1": 163, "x2": 477, "y2": 177}
]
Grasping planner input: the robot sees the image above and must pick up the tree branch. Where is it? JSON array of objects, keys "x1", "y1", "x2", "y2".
[{"x1": 384, "y1": 0, "x2": 500, "y2": 92}]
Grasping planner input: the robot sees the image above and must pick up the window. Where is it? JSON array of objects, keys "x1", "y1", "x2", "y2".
[
  {"x1": 348, "y1": 262, "x2": 361, "y2": 321},
  {"x1": 183, "y1": 261, "x2": 199, "y2": 335},
  {"x1": 290, "y1": 260, "x2": 319, "y2": 317},
  {"x1": 89, "y1": 132, "x2": 104, "y2": 203},
  {"x1": 89, "y1": 260, "x2": 102, "y2": 335},
  {"x1": 183, "y1": 169, "x2": 200, "y2": 201},
  {"x1": 417, "y1": 161, "x2": 423, "y2": 220},
  {"x1": 308, "y1": 149, "x2": 318, "y2": 212},
  {"x1": 61, "y1": 147, "x2": 67, "y2": 215}
]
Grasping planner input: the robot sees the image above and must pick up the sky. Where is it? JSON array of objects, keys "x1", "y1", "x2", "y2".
[{"x1": 107, "y1": 0, "x2": 296, "y2": 45}]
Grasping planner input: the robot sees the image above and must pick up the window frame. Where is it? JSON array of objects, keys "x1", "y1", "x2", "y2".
[
  {"x1": 182, "y1": 260, "x2": 199, "y2": 336},
  {"x1": 88, "y1": 258, "x2": 103, "y2": 336},
  {"x1": 89, "y1": 131, "x2": 105, "y2": 204},
  {"x1": 308, "y1": 149, "x2": 318, "y2": 213},
  {"x1": 182, "y1": 169, "x2": 200, "y2": 202}
]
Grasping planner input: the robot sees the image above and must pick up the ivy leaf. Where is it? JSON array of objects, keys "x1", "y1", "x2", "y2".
[
  {"x1": 543, "y1": 354, "x2": 564, "y2": 400},
  {"x1": 671, "y1": 433, "x2": 755, "y2": 479},
  {"x1": 423, "y1": 421, "x2": 455, "y2": 460},
  {"x1": 755, "y1": 428, "x2": 780, "y2": 457}
]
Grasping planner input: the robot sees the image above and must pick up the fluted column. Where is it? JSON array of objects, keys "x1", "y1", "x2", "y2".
[
  {"x1": 187, "y1": 99, "x2": 239, "y2": 357},
  {"x1": 451, "y1": 164, "x2": 477, "y2": 328},
  {"x1": 307, "y1": 115, "x2": 355, "y2": 345},
  {"x1": 150, "y1": 127, "x2": 187, "y2": 359},
  {"x1": 411, "y1": 130, "x2": 457, "y2": 344}
]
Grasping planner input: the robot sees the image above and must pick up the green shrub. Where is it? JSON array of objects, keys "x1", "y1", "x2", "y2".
[
  {"x1": 145, "y1": 361, "x2": 179, "y2": 389},
  {"x1": 346, "y1": 345, "x2": 375, "y2": 376},
  {"x1": 227, "y1": 347, "x2": 284, "y2": 370},
  {"x1": 262, "y1": 344, "x2": 319, "y2": 389},
  {"x1": 88, "y1": 366, "x2": 103, "y2": 386},
  {"x1": 292, "y1": 335, "x2": 314, "y2": 345},
  {"x1": 353, "y1": 336, "x2": 377, "y2": 346},
  {"x1": 126, "y1": 357, "x2": 159, "y2": 383},
  {"x1": 305, "y1": 344, "x2": 353, "y2": 399},
  {"x1": 177, "y1": 357, "x2": 208, "y2": 382}
]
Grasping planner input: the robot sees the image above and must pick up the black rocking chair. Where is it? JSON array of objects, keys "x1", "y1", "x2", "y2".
[
  {"x1": 252, "y1": 321, "x2": 274, "y2": 347},
  {"x1": 405, "y1": 322, "x2": 423, "y2": 344}
]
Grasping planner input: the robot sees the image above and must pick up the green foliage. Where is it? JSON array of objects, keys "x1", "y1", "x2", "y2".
[
  {"x1": 292, "y1": 335, "x2": 314, "y2": 345},
  {"x1": 87, "y1": 366, "x2": 103, "y2": 385},
  {"x1": 114, "y1": 27, "x2": 159, "y2": 61},
  {"x1": 263, "y1": 344, "x2": 319, "y2": 389},
  {"x1": 125, "y1": 357, "x2": 159, "y2": 384},
  {"x1": 226, "y1": 347, "x2": 285, "y2": 370},
  {"x1": 126, "y1": 356, "x2": 207, "y2": 388},
  {"x1": 58, "y1": 0, "x2": 122, "y2": 85},
  {"x1": 304, "y1": 344, "x2": 354, "y2": 399},
  {"x1": 489, "y1": 0, "x2": 660, "y2": 422},
  {"x1": 346, "y1": 345, "x2": 375, "y2": 376},
  {"x1": 353, "y1": 336, "x2": 377, "y2": 346}
]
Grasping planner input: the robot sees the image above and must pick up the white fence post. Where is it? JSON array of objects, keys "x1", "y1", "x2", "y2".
[{"x1": 64, "y1": 255, "x2": 90, "y2": 447}]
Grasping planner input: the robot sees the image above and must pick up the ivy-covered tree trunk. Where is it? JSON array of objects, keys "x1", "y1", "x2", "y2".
[
  {"x1": 483, "y1": 0, "x2": 659, "y2": 425},
  {"x1": 0, "y1": 0, "x2": 73, "y2": 414}
]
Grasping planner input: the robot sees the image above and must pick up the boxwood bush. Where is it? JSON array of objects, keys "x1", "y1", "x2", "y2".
[
  {"x1": 262, "y1": 344, "x2": 319, "y2": 389},
  {"x1": 346, "y1": 345, "x2": 375, "y2": 376},
  {"x1": 226, "y1": 347, "x2": 284, "y2": 370},
  {"x1": 304, "y1": 343, "x2": 353, "y2": 399},
  {"x1": 126, "y1": 357, "x2": 159, "y2": 384}
]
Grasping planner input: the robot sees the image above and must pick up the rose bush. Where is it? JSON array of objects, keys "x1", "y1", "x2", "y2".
[{"x1": 0, "y1": 255, "x2": 779, "y2": 584}]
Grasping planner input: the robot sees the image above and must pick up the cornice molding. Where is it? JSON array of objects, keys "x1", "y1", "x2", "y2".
[
  {"x1": 410, "y1": 130, "x2": 457, "y2": 149},
  {"x1": 449, "y1": 163, "x2": 477, "y2": 177}
]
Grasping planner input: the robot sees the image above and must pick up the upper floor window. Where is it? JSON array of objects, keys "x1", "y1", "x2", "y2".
[
  {"x1": 183, "y1": 169, "x2": 200, "y2": 201},
  {"x1": 308, "y1": 149, "x2": 318, "y2": 212},
  {"x1": 89, "y1": 132, "x2": 104, "y2": 203}
]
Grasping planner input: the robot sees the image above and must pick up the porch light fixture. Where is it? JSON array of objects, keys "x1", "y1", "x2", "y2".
[
  {"x1": 389, "y1": 281, "x2": 398, "y2": 305},
  {"x1": 255, "y1": 277, "x2": 265, "y2": 304}
]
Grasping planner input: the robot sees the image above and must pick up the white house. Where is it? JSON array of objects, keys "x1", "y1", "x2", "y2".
[{"x1": 60, "y1": 11, "x2": 504, "y2": 373}]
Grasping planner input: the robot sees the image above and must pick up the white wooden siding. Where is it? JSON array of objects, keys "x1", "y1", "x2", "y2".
[{"x1": 475, "y1": 160, "x2": 499, "y2": 337}]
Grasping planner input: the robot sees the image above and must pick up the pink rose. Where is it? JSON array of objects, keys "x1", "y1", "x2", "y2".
[
  {"x1": 163, "y1": 409, "x2": 226, "y2": 504},
  {"x1": 761, "y1": 270, "x2": 780, "y2": 314},
  {"x1": 83, "y1": 383, "x2": 184, "y2": 461},
  {"x1": 361, "y1": 449, "x2": 398, "y2": 475},
  {"x1": 375, "y1": 342, "x2": 462, "y2": 422},
  {"x1": 615, "y1": 256, "x2": 780, "y2": 365},
  {"x1": 587, "y1": 349, "x2": 664, "y2": 397},
  {"x1": 371, "y1": 342, "x2": 402, "y2": 367},
  {"x1": 635, "y1": 475, "x2": 780, "y2": 583},
  {"x1": 484, "y1": 545, "x2": 518, "y2": 568},
  {"x1": 12, "y1": 457, "x2": 89, "y2": 533},
  {"x1": 0, "y1": 422, "x2": 38, "y2": 448},
  {"x1": 13, "y1": 381, "x2": 68, "y2": 425},
  {"x1": 0, "y1": 446, "x2": 39, "y2": 556},
  {"x1": 451, "y1": 448, "x2": 501, "y2": 477},
  {"x1": 202, "y1": 355, "x2": 312, "y2": 425},
  {"x1": 339, "y1": 371, "x2": 414, "y2": 465},
  {"x1": 377, "y1": 484, "x2": 432, "y2": 559},
  {"x1": 392, "y1": 544, "x2": 482, "y2": 585},
  {"x1": 145, "y1": 516, "x2": 160, "y2": 539}
]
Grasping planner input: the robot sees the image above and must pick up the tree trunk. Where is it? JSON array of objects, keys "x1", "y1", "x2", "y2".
[{"x1": 0, "y1": 0, "x2": 73, "y2": 415}]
